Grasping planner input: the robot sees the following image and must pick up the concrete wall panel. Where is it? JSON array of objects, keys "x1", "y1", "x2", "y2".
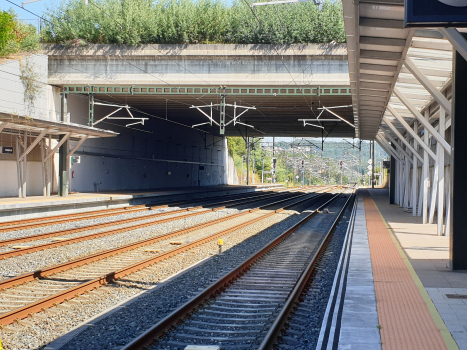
[
  {"x1": 67, "y1": 95, "x2": 228, "y2": 192},
  {"x1": 46, "y1": 44, "x2": 349, "y2": 86}
]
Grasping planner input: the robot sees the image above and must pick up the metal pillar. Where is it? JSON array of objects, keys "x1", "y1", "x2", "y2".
[
  {"x1": 22, "y1": 130, "x2": 27, "y2": 198},
  {"x1": 220, "y1": 90, "x2": 226, "y2": 135},
  {"x1": 371, "y1": 141, "x2": 374, "y2": 188},
  {"x1": 241, "y1": 156, "x2": 244, "y2": 185},
  {"x1": 252, "y1": 157, "x2": 255, "y2": 184},
  {"x1": 41, "y1": 139, "x2": 46, "y2": 196},
  {"x1": 88, "y1": 93, "x2": 94, "y2": 126},
  {"x1": 246, "y1": 132, "x2": 250, "y2": 185},
  {"x1": 15, "y1": 136, "x2": 22, "y2": 198},
  {"x1": 47, "y1": 135, "x2": 52, "y2": 196},
  {"x1": 450, "y1": 38, "x2": 467, "y2": 269},
  {"x1": 399, "y1": 155, "x2": 404, "y2": 207},
  {"x1": 422, "y1": 110, "x2": 430, "y2": 223},
  {"x1": 395, "y1": 157, "x2": 399, "y2": 204},
  {"x1": 412, "y1": 121, "x2": 418, "y2": 215},
  {"x1": 262, "y1": 158, "x2": 264, "y2": 184},
  {"x1": 59, "y1": 93, "x2": 68, "y2": 196},
  {"x1": 437, "y1": 108, "x2": 446, "y2": 235},
  {"x1": 404, "y1": 155, "x2": 410, "y2": 209},
  {"x1": 272, "y1": 137, "x2": 275, "y2": 184}
]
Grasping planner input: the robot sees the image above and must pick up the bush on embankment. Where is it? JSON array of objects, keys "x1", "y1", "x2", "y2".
[
  {"x1": 41, "y1": 0, "x2": 345, "y2": 45},
  {"x1": 0, "y1": 10, "x2": 39, "y2": 57}
]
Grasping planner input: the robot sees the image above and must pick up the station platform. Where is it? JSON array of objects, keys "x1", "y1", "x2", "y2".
[
  {"x1": 322, "y1": 188, "x2": 466, "y2": 350},
  {"x1": 0, "y1": 184, "x2": 283, "y2": 222}
]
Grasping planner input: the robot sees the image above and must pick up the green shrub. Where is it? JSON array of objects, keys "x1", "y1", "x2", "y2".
[
  {"x1": 0, "y1": 11, "x2": 15, "y2": 53},
  {"x1": 42, "y1": 0, "x2": 345, "y2": 45},
  {"x1": 0, "y1": 10, "x2": 39, "y2": 57}
]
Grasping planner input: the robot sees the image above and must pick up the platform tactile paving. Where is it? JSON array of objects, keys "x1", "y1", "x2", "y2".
[{"x1": 363, "y1": 192, "x2": 448, "y2": 350}]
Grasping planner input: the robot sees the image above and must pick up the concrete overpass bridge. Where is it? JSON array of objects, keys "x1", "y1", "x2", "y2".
[{"x1": 45, "y1": 44, "x2": 353, "y2": 138}]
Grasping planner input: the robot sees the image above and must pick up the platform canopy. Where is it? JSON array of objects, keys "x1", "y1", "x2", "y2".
[
  {"x1": 343, "y1": 0, "x2": 455, "y2": 142},
  {"x1": 0, "y1": 113, "x2": 118, "y2": 141}
]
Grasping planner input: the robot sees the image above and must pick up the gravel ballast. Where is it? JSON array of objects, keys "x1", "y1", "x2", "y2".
[
  {"x1": 0, "y1": 209, "x2": 300, "y2": 350},
  {"x1": 0, "y1": 208, "x2": 239, "y2": 280}
]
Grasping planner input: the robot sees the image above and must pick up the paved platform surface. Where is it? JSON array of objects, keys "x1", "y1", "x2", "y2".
[
  {"x1": 368, "y1": 189, "x2": 467, "y2": 350},
  {"x1": 364, "y1": 190, "x2": 449, "y2": 350},
  {"x1": 0, "y1": 184, "x2": 282, "y2": 211},
  {"x1": 338, "y1": 195, "x2": 381, "y2": 350},
  {"x1": 333, "y1": 188, "x2": 467, "y2": 350}
]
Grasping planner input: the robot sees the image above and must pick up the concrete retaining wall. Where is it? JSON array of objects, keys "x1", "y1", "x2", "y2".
[{"x1": 67, "y1": 94, "x2": 228, "y2": 192}]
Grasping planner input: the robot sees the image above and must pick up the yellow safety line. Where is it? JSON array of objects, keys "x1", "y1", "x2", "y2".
[{"x1": 370, "y1": 197, "x2": 459, "y2": 350}]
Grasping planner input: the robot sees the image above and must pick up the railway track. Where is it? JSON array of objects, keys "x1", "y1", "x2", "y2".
[
  {"x1": 0, "y1": 189, "x2": 290, "y2": 232},
  {"x1": 0, "y1": 189, "x2": 315, "y2": 258},
  {"x1": 0, "y1": 188, "x2": 332, "y2": 284},
  {"x1": 0, "y1": 187, "x2": 338, "y2": 327},
  {"x1": 120, "y1": 189, "x2": 355, "y2": 350}
]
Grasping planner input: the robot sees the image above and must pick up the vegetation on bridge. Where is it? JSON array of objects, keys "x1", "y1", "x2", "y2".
[
  {"x1": 41, "y1": 0, "x2": 345, "y2": 46},
  {"x1": 0, "y1": 10, "x2": 38, "y2": 57}
]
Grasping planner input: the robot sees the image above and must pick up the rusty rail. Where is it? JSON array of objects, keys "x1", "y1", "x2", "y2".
[
  {"x1": 0, "y1": 191, "x2": 280, "y2": 233},
  {"x1": 0, "y1": 205, "x2": 148, "y2": 229},
  {"x1": 0, "y1": 191, "x2": 310, "y2": 259},
  {"x1": 0, "y1": 189, "x2": 329, "y2": 291}
]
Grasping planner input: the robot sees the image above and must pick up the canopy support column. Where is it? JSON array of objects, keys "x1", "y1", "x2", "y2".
[
  {"x1": 437, "y1": 108, "x2": 446, "y2": 235},
  {"x1": 422, "y1": 110, "x2": 430, "y2": 224},
  {"x1": 412, "y1": 121, "x2": 418, "y2": 216}
]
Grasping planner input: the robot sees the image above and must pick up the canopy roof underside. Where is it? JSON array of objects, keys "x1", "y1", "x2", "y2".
[{"x1": 343, "y1": 0, "x2": 456, "y2": 141}]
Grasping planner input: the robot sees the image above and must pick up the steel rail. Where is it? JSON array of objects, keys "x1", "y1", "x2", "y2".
[
  {"x1": 0, "y1": 190, "x2": 281, "y2": 232},
  {"x1": 0, "y1": 191, "x2": 333, "y2": 326},
  {"x1": 0, "y1": 190, "x2": 305, "y2": 251},
  {"x1": 258, "y1": 191, "x2": 355, "y2": 350},
  {"x1": 0, "y1": 186, "x2": 289, "y2": 229},
  {"x1": 0, "y1": 205, "x2": 148, "y2": 228},
  {"x1": 120, "y1": 191, "x2": 346, "y2": 350},
  {"x1": 0, "y1": 189, "x2": 332, "y2": 291}
]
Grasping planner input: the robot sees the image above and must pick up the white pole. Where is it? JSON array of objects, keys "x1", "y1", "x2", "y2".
[
  {"x1": 16, "y1": 136, "x2": 22, "y2": 198},
  {"x1": 445, "y1": 166, "x2": 451, "y2": 236},
  {"x1": 41, "y1": 139, "x2": 46, "y2": 196},
  {"x1": 22, "y1": 130, "x2": 27, "y2": 198},
  {"x1": 404, "y1": 156, "x2": 410, "y2": 209},
  {"x1": 429, "y1": 142, "x2": 439, "y2": 224},
  {"x1": 47, "y1": 135, "x2": 52, "y2": 196},
  {"x1": 437, "y1": 108, "x2": 446, "y2": 235},
  {"x1": 412, "y1": 120, "x2": 418, "y2": 215},
  {"x1": 422, "y1": 110, "x2": 430, "y2": 224}
]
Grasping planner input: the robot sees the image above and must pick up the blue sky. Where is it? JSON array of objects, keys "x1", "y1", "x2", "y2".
[{"x1": 1, "y1": 0, "x2": 54, "y2": 24}]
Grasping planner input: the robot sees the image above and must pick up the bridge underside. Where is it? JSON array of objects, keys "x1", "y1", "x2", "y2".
[
  {"x1": 47, "y1": 44, "x2": 354, "y2": 138},
  {"x1": 72, "y1": 87, "x2": 353, "y2": 137}
]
